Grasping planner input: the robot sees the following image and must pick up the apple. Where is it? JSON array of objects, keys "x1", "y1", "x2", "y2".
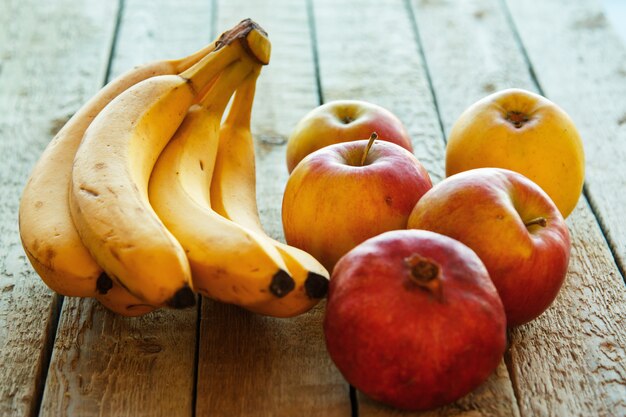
[
  {"x1": 286, "y1": 100, "x2": 413, "y2": 173},
  {"x1": 408, "y1": 168, "x2": 571, "y2": 327},
  {"x1": 446, "y1": 88, "x2": 585, "y2": 218},
  {"x1": 324, "y1": 229, "x2": 506, "y2": 411},
  {"x1": 282, "y1": 134, "x2": 432, "y2": 272}
]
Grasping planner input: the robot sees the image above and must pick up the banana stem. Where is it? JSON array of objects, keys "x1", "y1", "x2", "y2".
[
  {"x1": 179, "y1": 44, "x2": 243, "y2": 96},
  {"x1": 172, "y1": 42, "x2": 218, "y2": 73},
  {"x1": 197, "y1": 61, "x2": 256, "y2": 114},
  {"x1": 179, "y1": 19, "x2": 269, "y2": 98},
  {"x1": 215, "y1": 19, "x2": 270, "y2": 65},
  {"x1": 360, "y1": 132, "x2": 378, "y2": 166},
  {"x1": 223, "y1": 67, "x2": 261, "y2": 130},
  {"x1": 524, "y1": 217, "x2": 547, "y2": 228}
]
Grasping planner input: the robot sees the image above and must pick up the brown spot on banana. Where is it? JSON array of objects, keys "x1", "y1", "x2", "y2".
[
  {"x1": 269, "y1": 270, "x2": 295, "y2": 298},
  {"x1": 79, "y1": 185, "x2": 99, "y2": 197},
  {"x1": 96, "y1": 273, "x2": 113, "y2": 294},
  {"x1": 109, "y1": 247, "x2": 121, "y2": 261},
  {"x1": 167, "y1": 285, "x2": 196, "y2": 309},
  {"x1": 45, "y1": 248, "x2": 56, "y2": 262},
  {"x1": 304, "y1": 272, "x2": 329, "y2": 299}
]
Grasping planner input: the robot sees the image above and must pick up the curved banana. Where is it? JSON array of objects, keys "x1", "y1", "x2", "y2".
[
  {"x1": 210, "y1": 69, "x2": 329, "y2": 317},
  {"x1": 70, "y1": 20, "x2": 271, "y2": 307},
  {"x1": 148, "y1": 58, "x2": 297, "y2": 310},
  {"x1": 19, "y1": 43, "x2": 217, "y2": 298}
]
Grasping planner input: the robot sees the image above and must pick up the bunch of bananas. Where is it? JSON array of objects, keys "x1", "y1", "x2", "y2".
[{"x1": 19, "y1": 19, "x2": 329, "y2": 318}]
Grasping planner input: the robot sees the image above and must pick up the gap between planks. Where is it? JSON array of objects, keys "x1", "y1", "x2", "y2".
[
  {"x1": 35, "y1": 0, "x2": 122, "y2": 414},
  {"x1": 194, "y1": 1, "x2": 351, "y2": 416},
  {"x1": 33, "y1": 295, "x2": 64, "y2": 417},
  {"x1": 498, "y1": 0, "x2": 626, "y2": 284},
  {"x1": 409, "y1": 0, "x2": 626, "y2": 415}
]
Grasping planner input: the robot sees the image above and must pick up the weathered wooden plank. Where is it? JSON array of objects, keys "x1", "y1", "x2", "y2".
[
  {"x1": 506, "y1": 0, "x2": 626, "y2": 277},
  {"x1": 195, "y1": 1, "x2": 351, "y2": 416},
  {"x1": 40, "y1": 298, "x2": 198, "y2": 417},
  {"x1": 0, "y1": 1, "x2": 119, "y2": 415},
  {"x1": 509, "y1": 201, "x2": 626, "y2": 416},
  {"x1": 313, "y1": 0, "x2": 446, "y2": 183},
  {"x1": 311, "y1": 0, "x2": 520, "y2": 415},
  {"x1": 412, "y1": 0, "x2": 626, "y2": 415},
  {"x1": 39, "y1": 1, "x2": 214, "y2": 416}
]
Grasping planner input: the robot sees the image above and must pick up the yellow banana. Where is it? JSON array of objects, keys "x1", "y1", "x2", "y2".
[
  {"x1": 70, "y1": 19, "x2": 271, "y2": 308},
  {"x1": 19, "y1": 42, "x2": 217, "y2": 299},
  {"x1": 210, "y1": 69, "x2": 329, "y2": 318},
  {"x1": 149, "y1": 59, "x2": 300, "y2": 311}
]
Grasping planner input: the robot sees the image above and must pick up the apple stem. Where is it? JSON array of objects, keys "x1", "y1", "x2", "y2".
[
  {"x1": 505, "y1": 111, "x2": 530, "y2": 128},
  {"x1": 360, "y1": 132, "x2": 378, "y2": 166},
  {"x1": 524, "y1": 217, "x2": 548, "y2": 228},
  {"x1": 404, "y1": 254, "x2": 444, "y2": 302}
]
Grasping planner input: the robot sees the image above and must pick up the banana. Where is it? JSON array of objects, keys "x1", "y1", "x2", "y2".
[
  {"x1": 148, "y1": 59, "x2": 300, "y2": 311},
  {"x1": 70, "y1": 19, "x2": 271, "y2": 308},
  {"x1": 96, "y1": 282, "x2": 157, "y2": 317},
  {"x1": 210, "y1": 69, "x2": 329, "y2": 317},
  {"x1": 19, "y1": 42, "x2": 217, "y2": 299}
]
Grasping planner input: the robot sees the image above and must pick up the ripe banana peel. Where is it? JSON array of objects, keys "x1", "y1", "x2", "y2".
[
  {"x1": 211, "y1": 69, "x2": 330, "y2": 317},
  {"x1": 19, "y1": 41, "x2": 217, "y2": 299},
  {"x1": 148, "y1": 56, "x2": 299, "y2": 310},
  {"x1": 20, "y1": 19, "x2": 269, "y2": 314},
  {"x1": 69, "y1": 21, "x2": 271, "y2": 308},
  {"x1": 21, "y1": 18, "x2": 328, "y2": 318}
]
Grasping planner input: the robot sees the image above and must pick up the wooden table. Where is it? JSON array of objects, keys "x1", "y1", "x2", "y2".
[{"x1": 1, "y1": 0, "x2": 625, "y2": 415}]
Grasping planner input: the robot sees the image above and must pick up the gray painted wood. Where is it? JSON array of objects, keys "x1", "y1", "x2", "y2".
[
  {"x1": 506, "y1": 1, "x2": 626, "y2": 415},
  {"x1": 0, "y1": 1, "x2": 118, "y2": 415},
  {"x1": 314, "y1": 0, "x2": 446, "y2": 183},
  {"x1": 507, "y1": 0, "x2": 626, "y2": 278}
]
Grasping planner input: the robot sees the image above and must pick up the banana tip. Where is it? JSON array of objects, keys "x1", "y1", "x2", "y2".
[
  {"x1": 167, "y1": 286, "x2": 196, "y2": 309},
  {"x1": 304, "y1": 272, "x2": 329, "y2": 299},
  {"x1": 269, "y1": 270, "x2": 295, "y2": 298},
  {"x1": 96, "y1": 273, "x2": 113, "y2": 295}
]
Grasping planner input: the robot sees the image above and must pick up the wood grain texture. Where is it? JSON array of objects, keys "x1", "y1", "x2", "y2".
[
  {"x1": 195, "y1": 1, "x2": 351, "y2": 416},
  {"x1": 509, "y1": 201, "x2": 626, "y2": 416},
  {"x1": 109, "y1": 0, "x2": 215, "y2": 77},
  {"x1": 314, "y1": 0, "x2": 446, "y2": 183},
  {"x1": 312, "y1": 0, "x2": 519, "y2": 415},
  {"x1": 40, "y1": 299, "x2": 197, "y2": 417},
  {"x1": 506, "y1": 0, "x2": 626, "y2": 276},
  {"x1": 0, "y1": 1, "x2": 118, "y2": 415},
  {"x1": 198, "y1": 301, "x2": 349, "y2": 416},
  {"x1": 39, "y1": 0, "x2": 214, "y2": 415},
  {"x1": 412, "y1": 0, "x2": 626, "y2": 415},
  {"x1": 411, "y1": 0, "x2": 534, "y2": 135}
]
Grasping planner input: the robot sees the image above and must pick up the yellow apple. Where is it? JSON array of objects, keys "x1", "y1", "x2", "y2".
[{"x1": 445, "y1": 88, "x2": 584, "y2": 218}]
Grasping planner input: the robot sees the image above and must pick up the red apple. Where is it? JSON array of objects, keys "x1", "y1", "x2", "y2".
[
  {"x1": 324, "y1": 229, "x2": 506, "y2": 411},
  {"x1": 282, "y1": 136, "x2": 432, "y2": 272},
  {"x1": 286, "y1": 100, "x2": 413, "y2": 173},
  {"x1": 408, "y1": 168, "x2": 571, "y2": 327}
]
